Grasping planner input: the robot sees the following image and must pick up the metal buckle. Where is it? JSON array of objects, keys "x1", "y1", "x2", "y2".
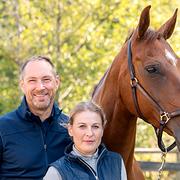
[
  {"x1": 160, "y1": 112, "x2": 170, "y2": 124},
  {"x1": 130, "y1": 77, "x2": 138, "y2": 87}
]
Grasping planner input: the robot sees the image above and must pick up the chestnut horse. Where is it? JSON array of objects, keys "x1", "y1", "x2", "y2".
[{"x1": 92, "y1": 6, "x2": 179, "y2": 180}]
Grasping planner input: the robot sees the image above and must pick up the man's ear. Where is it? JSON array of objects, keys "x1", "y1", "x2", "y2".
[{"x1": 55, "y1": 75, "x2": 60, "y2": 90}]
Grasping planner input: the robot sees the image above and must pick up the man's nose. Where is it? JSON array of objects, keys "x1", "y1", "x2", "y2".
[{"x1": 36, "y1": 80, "x2": 45, "y2": 89}]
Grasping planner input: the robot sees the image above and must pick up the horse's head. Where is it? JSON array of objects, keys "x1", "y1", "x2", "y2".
[{"x1": 123, "y1": 6, "x2": 180, "y2": 152}]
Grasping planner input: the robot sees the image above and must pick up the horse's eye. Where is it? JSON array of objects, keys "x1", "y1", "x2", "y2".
[{"x1": 145, "y1": 65, "x2": 159, "y2": 74}]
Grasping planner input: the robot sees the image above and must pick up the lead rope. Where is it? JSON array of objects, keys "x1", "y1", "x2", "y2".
[{"x1": 157, "y1": 150, "x2": 167, "y2": 180}]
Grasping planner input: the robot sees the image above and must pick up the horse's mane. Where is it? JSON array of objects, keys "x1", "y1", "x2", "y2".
[
  {"x1": 92, "y1": 68, "x2": 109, "y2": 97},
  {"x1": 92, "y1": 28, "x2": 160, "y2": 97},
  {"x1": 126, "y1": 28, "x2": 161, "y2": 42}
]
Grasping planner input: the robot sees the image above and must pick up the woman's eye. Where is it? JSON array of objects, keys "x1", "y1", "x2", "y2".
[
  {"x1": 79, "y1": 125, "x2": 86, "y2": 128},
  {"x1": 93, "y1": 125, "x2": 99, "y2": 129}
]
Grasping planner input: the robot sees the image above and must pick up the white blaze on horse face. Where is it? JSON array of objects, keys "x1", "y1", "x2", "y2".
[{"x1": 165, "y1": 49, "x2": 177, "y2": 66}]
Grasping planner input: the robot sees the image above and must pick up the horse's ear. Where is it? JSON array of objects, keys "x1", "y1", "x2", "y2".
[
  {"x1": 157, "y1": 9, "x2": 178, "y2": 40},
  {"x1": 136, "y1": 5, "x2": 151, "y2": 39}
]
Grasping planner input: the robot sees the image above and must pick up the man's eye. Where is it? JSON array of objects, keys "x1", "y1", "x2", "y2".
[
  {"x1": 28, "y1": 79, "x2": 36, "y2": 83},
  {"x1": 43, "y1": 78, "x2": 51, "y2": 82}
]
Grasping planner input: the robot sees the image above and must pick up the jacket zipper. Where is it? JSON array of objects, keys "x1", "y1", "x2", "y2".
[{"x1": 39, "y1": 125, "x2": 48, "y2": 166}]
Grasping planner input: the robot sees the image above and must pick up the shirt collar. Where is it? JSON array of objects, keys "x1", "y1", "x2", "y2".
[{"x1": 71, "y1": 144, "x2": 99, "y2": 160}]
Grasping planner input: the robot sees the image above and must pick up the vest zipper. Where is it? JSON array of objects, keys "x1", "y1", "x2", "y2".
[
  {"x1": 77, "y1": 148, "x2": 106, "y2": 180},
  {"x1": 78, "y1": 158, "x2": 99, "y2": 180},
  {"x1": 96, "y1": 148, "x2": 106, "y2": 165}
]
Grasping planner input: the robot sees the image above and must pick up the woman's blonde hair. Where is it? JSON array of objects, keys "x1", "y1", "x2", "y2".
[{"x1": 69, "y1": 101, "x2": 107, "y2": 127}]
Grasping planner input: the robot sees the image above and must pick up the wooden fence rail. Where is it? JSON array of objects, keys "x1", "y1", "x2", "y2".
[
  {"x1": 138, "y1": 161, "x2": 180, "y2": 171},
  {"x1": 135, "y1": 148, "x2": 180, "y2": 172}
]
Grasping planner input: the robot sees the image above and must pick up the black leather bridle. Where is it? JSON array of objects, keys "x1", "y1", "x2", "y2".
[{"x1": 127, "y1": 39, "x2": 180, "y2": 152}]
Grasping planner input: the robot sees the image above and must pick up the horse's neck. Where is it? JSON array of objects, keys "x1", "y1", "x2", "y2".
[
  {"x1": 103, "y1": 100, "x2": 137, "y2": 166},
  {"x1": 93, "y1": 52, "x2": 137, "y2": 166}
]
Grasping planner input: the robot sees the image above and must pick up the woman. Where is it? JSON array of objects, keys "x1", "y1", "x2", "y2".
[{"x1": 44, "y1": 101, "x2": 127, "y2": 180}]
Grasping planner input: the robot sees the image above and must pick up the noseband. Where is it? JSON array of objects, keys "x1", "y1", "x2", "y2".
[{"x1": 127, "y1": 39, "x2": 180, "y2": 152}]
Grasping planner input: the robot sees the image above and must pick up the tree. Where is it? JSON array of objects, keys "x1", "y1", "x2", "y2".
[{"x1": 0, "y1": 0, "x2": 179, "y2": 151}]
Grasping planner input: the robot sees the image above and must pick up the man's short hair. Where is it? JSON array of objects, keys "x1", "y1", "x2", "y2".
[{"x1": 20, "y1": 55, "x2": 57, "y2": 80}]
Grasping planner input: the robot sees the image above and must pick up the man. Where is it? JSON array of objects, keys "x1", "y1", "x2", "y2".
[{"x1": 0, "y1": 56, "x2": 71, "y2": 179}]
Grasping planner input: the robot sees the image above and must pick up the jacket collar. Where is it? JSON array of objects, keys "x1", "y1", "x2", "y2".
[{"x1": 17, "y1": 96, "x2": 62, "y2": 122}]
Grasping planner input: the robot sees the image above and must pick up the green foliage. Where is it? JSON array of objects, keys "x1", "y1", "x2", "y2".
[{"x1": 0, "y1": 0, "x2": 179, "y2": 154}]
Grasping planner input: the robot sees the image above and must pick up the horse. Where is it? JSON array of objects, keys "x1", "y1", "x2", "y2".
[{"x1": 92, "y1": 6, "x2": 179, "y2": 180}]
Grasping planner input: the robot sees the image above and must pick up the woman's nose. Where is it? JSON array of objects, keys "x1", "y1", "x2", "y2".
[{"x1": 86, "y1": 127, "x2": 93, "y2": 136}]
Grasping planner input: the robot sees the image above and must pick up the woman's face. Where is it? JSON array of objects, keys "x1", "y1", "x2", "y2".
[{"x1": 68, "y1": 110, "x2": 104, "y2": 155}]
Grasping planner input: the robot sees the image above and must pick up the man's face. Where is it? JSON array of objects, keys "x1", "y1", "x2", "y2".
[{"x1": 20, "y1": 60, "x2": 60, "y2": 113}]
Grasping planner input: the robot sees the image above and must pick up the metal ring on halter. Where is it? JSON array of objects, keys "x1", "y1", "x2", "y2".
[
  {"x1": 130, "y1": 77, "x2": 138, "y2": 87},
  {"x1": 160, "y1": 112, "x2": 170, "y2": 124}
]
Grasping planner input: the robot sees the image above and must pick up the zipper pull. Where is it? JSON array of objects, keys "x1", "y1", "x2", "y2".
[{"x1": 44, "y1": 144, "x2": 47, "y2": 151}]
